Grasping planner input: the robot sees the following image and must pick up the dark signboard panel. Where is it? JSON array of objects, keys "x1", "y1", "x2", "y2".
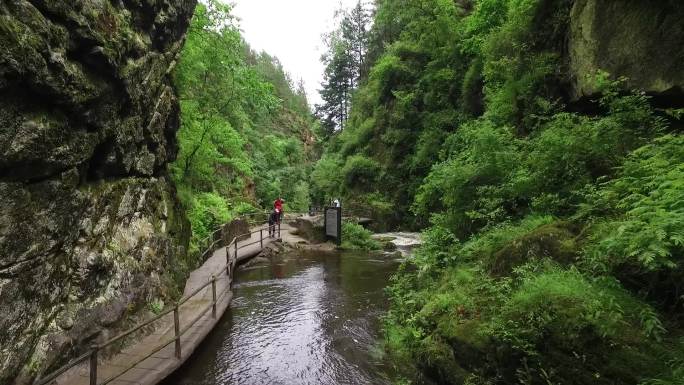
[{"x1": 324, "y1": 207, "x2": 342, "y2": 245}]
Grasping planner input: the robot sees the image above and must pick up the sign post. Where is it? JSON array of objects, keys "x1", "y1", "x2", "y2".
[{"x1": 324, "y1": 206, "x2": 342, "y2": 245}]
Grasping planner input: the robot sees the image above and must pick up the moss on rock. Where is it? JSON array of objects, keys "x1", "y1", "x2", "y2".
[
  {"x1": 0, "y1": 0, "x2": 196, "y2": 383},
  {"x1": 488, "y1": 221, "x2": 579, "y2": 276}
]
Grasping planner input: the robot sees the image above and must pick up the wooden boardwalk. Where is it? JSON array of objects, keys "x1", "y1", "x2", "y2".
[{"x1": 52, "y1": 226, "x2": 284, "y2": 385}]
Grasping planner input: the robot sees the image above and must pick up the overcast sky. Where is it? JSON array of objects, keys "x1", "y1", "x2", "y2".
[{"x1": 230, "y1": 0, "x2": 360, "y2": 108}]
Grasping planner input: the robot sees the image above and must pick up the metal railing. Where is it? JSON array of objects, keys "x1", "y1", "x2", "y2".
[
  {"x1": 197, "y1": 228, "x2": 223, "y2": 261},
  {"x1": 34, "y1": 220, "x2": 282, "y2": 385},
  {"x1": 195, "y1": 212, "x2": 273, "y2": 260}
]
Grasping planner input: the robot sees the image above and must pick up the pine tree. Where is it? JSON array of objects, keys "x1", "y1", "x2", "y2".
[
  {"x1": 342, "y1": 1, "x2": 371, "y2": 85},
  {"x1": 316, "y1": 1, "x2": 371, "y2": 135}
]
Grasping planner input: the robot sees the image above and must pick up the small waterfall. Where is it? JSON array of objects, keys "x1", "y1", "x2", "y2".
[{"x1": 373, "y1": 232, "x2": 422, "y2": 256}]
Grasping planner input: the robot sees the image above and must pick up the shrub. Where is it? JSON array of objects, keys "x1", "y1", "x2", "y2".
[
  {"x1": 414, "y1": 119, "x2": 523, "y2": 236},
  {"x1": 148, "y1": 298, "x2": 164, "y2": 315},
  {"x1": 585, "y1": 135, "x2": 684, "y2": 273},
  {"x1": 341, "y1": 222, "x2": 381, "y2": 251},
  {"x1": 287, "y1": 180, "x2": 311, "y2": 212},
  {"x1": 187, "y1": 192, "x2": 232, "y2": 253},
  {"x1": 310, "y1": 153, "x2": 344, "y2": 201},
  {"x1": 461, "y1": 57, "x2": 485, "y2": 117},
  {"x1": 474, "y1": 265, "x2": 669, "y2": 383},
  {"x1": 459, "y1": 215, "x2": 556, "y2": 263},
  {"x1": 640, "y1": 357, "x2": 684, "y2": 385},
  {"x1": 411, "y1": 225, "x2": 460, "y2": 271},
  {"x1": 489, "y1": 268, "x2": 625, "y2": 352},
  {"x1": 342, "y1": 155, "x2": 382, "y2": 190}
]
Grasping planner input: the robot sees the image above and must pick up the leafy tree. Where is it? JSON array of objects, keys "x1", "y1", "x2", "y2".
[{"x1": 172, "y1": 1, "x2": 316, "y2": 251}]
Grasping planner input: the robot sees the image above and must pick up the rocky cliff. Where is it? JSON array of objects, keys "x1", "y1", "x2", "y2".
[
  {"x1": 0, "y1": 1, "x2": 196, "y2": 383},
  {"x1": 569, "y1": 0, "x2": 684, "y2": 103}
]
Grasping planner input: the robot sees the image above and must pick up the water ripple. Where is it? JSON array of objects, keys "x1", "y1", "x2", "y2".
[{"x1": 165, "y1": 251, "x2": 400, "y2": 385}]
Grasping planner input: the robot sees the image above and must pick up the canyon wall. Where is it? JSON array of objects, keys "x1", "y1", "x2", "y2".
[{"x1": 0, "y1": 0, "x2": 196, "y2": 383}]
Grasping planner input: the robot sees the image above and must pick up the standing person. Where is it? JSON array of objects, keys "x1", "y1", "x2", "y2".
[
  {"x1": 273, "y1": 196, "x2": 285, "y2": 224},
  {"x1": 268, "y1": 209, "x2": 279, "y2": 238},
  {"x1": 333, "y1": 198, "x2": 340, "y2": 208}
]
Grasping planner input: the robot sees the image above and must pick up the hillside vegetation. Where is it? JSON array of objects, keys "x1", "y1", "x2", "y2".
[
  {"x1": 172, "y1": 1, "x2": 317, "y2": 253},
  {"x1": 312, "y1": 0, "x2": 684, "y2": 383}
]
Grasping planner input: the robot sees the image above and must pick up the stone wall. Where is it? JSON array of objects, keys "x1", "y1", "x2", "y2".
[{"x1": 0, "y1": 1, "x2": 196, "y2": 383}]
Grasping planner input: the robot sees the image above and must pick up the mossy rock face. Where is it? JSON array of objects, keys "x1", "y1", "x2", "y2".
[
  {"x1": 488, "y1": 221, "x2": 579, "y2": 276},
  {"x1": 0, "y1": 0, "x2": 195, "y2": 383},
  {"x1": 569, "y1": 0, "x2": 684, "y2": 99}
]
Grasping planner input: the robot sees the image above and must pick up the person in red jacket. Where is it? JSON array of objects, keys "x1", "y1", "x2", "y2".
[{"x1": 273, "y1": 196, "x2": 285, "y2": 223}]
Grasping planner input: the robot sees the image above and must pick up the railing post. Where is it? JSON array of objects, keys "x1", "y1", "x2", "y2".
[
  {"x1": 226, "y1": 245, "x2": 230, "y2": 276},
  {"x1": 234, "y1": 241, "x2": 238, "y2": 261},
  {"x1": 278, "y1": 222, "x2": 281, "y2": 239},
  {"x1": 260, "y1": 229, "x2": 263, "y2": 249},
  {"x1": 89, "y1": 344, "x2": 98, "y2": 385},
  {"x1": 211, "y1": 275, "x2": 217, "y2": 319},
  {"x1": 173, "y1": 303, "x2": 181, "y2": 359}
]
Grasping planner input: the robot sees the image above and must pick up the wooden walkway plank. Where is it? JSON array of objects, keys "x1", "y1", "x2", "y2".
[{"x1": 51, "y1": 225, "x2": 287, "y2": 385}]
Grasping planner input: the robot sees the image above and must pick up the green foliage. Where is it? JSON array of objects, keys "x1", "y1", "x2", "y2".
[
  {"x1": 414, "y1": 120, "x2": 522, "y2": 235},
  {"x1": 584, "y1": 134, "x2": 684, "y2": 273},
  {"x1": 488, "y1": 267, "x2": 652, "y2": 352},
  {"x1": 313, "y1": 0, "x2": 468, "y2": 228},
  {"x1": 288, "y1": 181, "x2": 311, "y2": 212},
  {"x1": 341, "y1": 222, "x2": 381, "y2": 250},
  {"x1": 148, "y1": 298, "x2": 165, "y2": 315},
  {"x1": 172, "y1": 1, "x2": 315, "y2": 250},
  {"x1": 411, "y1": 225, "x2": 460, "y2": 271},
  {"x1": 310, "y1": 153, "x2": 345, "y2": 203},
  {"x1": 342, "y1": 155, "x2": 381, "y2": 189},
  {"x1": 458, "y1": 215, "x2": 556, "y2": 262},
  {"x1": 641, "y1": 354, "x2": 684, "y2": 385},
  {"x1": 309, "y1": 0, "x2": 684, "y2": 383},
  {"x1": 461, "y1": 57, "x2": 485, "y2": 116},
  {"x1": 187, "y1": 192, "x2": 231, "y2": 244}
]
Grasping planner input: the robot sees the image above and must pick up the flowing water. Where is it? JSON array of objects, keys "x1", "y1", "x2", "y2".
[
  {"x1": 376, "y1": 232, "x2": 422, "y2": 255},
  {"x1": 164, "y1": 247, "x2": 411, "y2": 385}
]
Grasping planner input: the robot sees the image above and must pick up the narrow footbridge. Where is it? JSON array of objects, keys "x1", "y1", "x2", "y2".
[{"x1": 36, "y1": 218, "x2": 290, "y2": 385}]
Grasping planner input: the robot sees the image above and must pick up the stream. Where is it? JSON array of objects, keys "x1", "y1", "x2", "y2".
[{"x1": 164, "y1": 235, "x2": 419, "y2": 385}]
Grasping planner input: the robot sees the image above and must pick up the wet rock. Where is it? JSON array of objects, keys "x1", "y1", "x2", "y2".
[
  {"x1": 373, "y1": 236, "x2": 398, "y2": 251},
  {"x1": 0, "y1": 0, "x2": 196, "y2": 383},
  {"x1": 382, "y1": 241, "x2": 398, "y2": 252},
  {"x1": 241, "y1": 256, "x2": 271, "y2": 268},
  {"x1": 289, "y1": 216, "x2": 327, "y2": 244},
  {"x1": 255, "y1": 241, "x2": 290, "y2": 260}
]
